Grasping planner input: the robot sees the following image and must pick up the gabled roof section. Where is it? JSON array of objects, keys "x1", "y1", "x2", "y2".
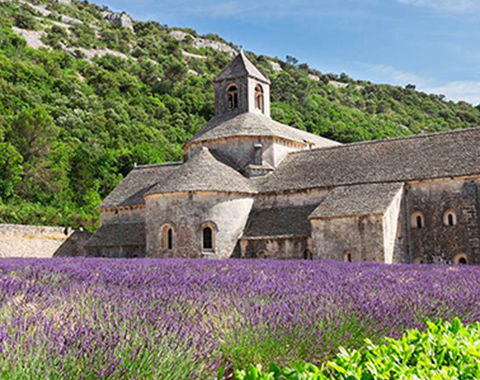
[
  {"x1": 309, "y1": 183, "x2": 404, "y2": 219},
  {"x1": 100, "y1": 163, "x2": 181, "y2": 208},
  {"x1": 146, "y1": 147, "x2": 257, "y2": 195},
  {"x1": 187, "y1": 112, "x2": 341, "y2": 148},
  {"x1": 261, "y1": 127, "x2": 480, "y2": 193},
  {"x1": 215, "y1": 50, "x2": 270, "y2": 84},
  {"x1": 243, "y1": 204, "x2": 318, "y2": 239}
]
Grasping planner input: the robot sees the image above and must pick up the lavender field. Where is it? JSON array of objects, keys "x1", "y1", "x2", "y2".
[{"x1": 0, "y1": 258, "x2": 479, "y2": 379}]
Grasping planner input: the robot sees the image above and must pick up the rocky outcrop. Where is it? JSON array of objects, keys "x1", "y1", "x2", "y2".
[
  {"x1": 170, "y1": 31, "x2": 236, "y2": 55},
  {"x1": 182, "y1": 50, "x2": 206, "y2": 59},
  {"x1": 12, "y1": 27, "x2": 47, "y2": 49},
  {"x1": 102, "y1": 11, "x2": 133, "y2": 30},
  {"x1": 268, "y1": 60, "x2": 282, "y2": 72}
]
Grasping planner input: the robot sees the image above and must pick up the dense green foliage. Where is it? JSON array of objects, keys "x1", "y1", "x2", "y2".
[
  {"x1": 234, "y1": 318, "x2": 480, "y2": 380},
  {"x1": 1, "y1": 0, "x2": 480, "y2": 229}
]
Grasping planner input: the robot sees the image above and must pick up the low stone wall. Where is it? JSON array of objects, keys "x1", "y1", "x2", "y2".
[{"x1": 0, "y1": 224, "x2": 91, "y2": 258}]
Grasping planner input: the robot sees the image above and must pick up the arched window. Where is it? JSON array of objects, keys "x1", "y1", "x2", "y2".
[
  {"x1": 162, "y1": 224, "x2": 173, "y2": 250},
  {"x1": 453, "y1": 253, "x2": 467, "y2": 265},
  {"x1": 411, "y1": 211, "x2": 425, "y2": 229},
  {"x1": 226, "y1": 84, "x2": 238, "y2": 110},
  {"x1": 343, "y1": 250, "x2": 352, "y2": 262},
  {"x1": 255, "y1": 84, "x2": 264, "y2": 112},
  {"x1": 202, "y1": 225, "x2": 214, "y2": 251},
  {"x1": 443, "y1": 210, "x2": 457, "y2": 227}
]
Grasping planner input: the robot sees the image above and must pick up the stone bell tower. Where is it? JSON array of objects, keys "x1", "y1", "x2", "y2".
[{"x1": 214, "y1": 50, "x2": 271, "y2": 118}]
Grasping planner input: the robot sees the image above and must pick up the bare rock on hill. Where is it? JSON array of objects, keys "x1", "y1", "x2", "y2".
[
  {"x1": 102, "y1": 11, "x2": 133, "y2": 30},
  {"x1": 268, "y1": 60, "x2": 282, "y2": 72},
  {"x1": 169, "y1": 31, "x2": 236, "y2": 55},
  {"x1": 12, "y1": 26, "x2": 47, "y2": 49}
]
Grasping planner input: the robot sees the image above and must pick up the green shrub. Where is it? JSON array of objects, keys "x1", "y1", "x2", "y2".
[{"x1": 233, "y1": 318, "x2": 480, "y2": 379}]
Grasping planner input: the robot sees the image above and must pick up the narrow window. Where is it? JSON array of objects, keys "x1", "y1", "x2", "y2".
[
  {"x1": 227, "y1": 85, "x2": 238, "y2": 110},
  {"x1": 255, "y1": 84, "x2": 264, "y2": 112},
  {"x1": 443, "y1": 210, "x2": 457, "y2": 227},
  {"x1": 162, "y1": 225, "x2": 173, "y2": 250},
  {"x1": 411, "y1": 211, "x2": 425, "y2": 229},
  {"x1": 167, "y1": 228, "x2": 173, "y2": 250},
  {"x1": 416, "y1": 215, "x2": 423, "y2": 229},
  {"x1": 343, "y1": 250, "x2": 352, "y2": 262},
  {"x1": 203, "y1": 226, "x2": 213, "y2": 250}
]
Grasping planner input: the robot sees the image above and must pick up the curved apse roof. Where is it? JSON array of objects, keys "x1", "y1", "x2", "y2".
[{"x1": 146, "y1": 147, "x2": 257, "y2": 196}]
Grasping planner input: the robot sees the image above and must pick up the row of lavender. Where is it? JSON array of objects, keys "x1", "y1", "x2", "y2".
[{"x1": 0, "y1": 258, "x2": 478, "y2": 378}]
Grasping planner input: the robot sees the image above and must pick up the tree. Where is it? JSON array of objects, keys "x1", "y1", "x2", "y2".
[
  {"x1": 286, "y1": 55, "x2": 298, "y2": 66},
  {"x1": 0, "y1": 143, "x2": 22, "y2": 200},
  {"x1": 9, "y1": 107, "x2": 60, "y2": 194}
]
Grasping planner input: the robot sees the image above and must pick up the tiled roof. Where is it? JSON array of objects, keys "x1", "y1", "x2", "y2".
[
  {"x1": 187, "y1": 111, "x2": 341, "y2": 148},
  {"x1": 100, "y1": 163, "x2": 181, "y2": 208},
  {"x1": 215, "y1": 50, "x2": 270, "y2": 84},
  {"x1": 242, "y1": 204, "x2": 318, "y2": 238},
  {"x1": 309, "y1": 183, "x2": 404, "y2": 219},
  {"x1": 261, "y1": 127, "x2": 480, "y2": 193},
  {"x1": 146, "y1": 147, "x2": 257, "y2": 195}
]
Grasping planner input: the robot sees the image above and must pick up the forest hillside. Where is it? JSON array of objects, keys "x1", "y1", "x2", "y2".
[{"x1": 1, "y1": 0, "x2": 479, "y2": 229}]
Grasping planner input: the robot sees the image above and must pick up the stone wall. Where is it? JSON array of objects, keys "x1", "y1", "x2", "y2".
[
  {"x1": 100, "y1": 207, "x2": 144, "y2": 224},
  {"x1": 311, "y1": 214, "x2": 385, "y2": 262},
  {"x1": 0, "y1": 224, "x2": 91, "y2": 258},
  {"x1": 404, "y1": 179, "x2": 480, "y2": 264},
  {"x1": 145, "y1": 191, "x2": 253, "y2": 258},
  {"x1": 382, "y1": 186, "x2": 404, "y2": 264},
  {"x1": 188, "y1": 136, "x2": 303, "y2": 172},
  {"x1": 239, "y1": 237, "x2": 308, "y2": 259},
  {"x1": 86, "y1": 245, "x2": 144, "y2": 258},
  {"x1": 255, "y1": 188, "x2": 328, "y2": 209}
]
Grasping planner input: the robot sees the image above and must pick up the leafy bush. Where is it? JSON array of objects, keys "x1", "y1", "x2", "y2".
[{"x1": 234, "y1": 318, "x2": 480, "y2": 379}]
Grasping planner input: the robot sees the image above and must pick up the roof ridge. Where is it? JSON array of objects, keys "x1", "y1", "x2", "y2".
[
  {"x1": 289, "y1": 126, "x2": 480, "y2": 157},
  {"x1": 134, "y1": 162, "x2": 183, "y2": 170}
]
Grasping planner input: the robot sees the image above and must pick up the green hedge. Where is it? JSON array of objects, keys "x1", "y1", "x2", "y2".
[{"x1": 232, "y1": 318, "x2": 480, "y2": 379}]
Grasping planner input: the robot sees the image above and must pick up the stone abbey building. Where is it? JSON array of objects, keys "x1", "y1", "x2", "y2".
[{"x1": 87, "y1": 52, "x2": 480, "y2": 264}]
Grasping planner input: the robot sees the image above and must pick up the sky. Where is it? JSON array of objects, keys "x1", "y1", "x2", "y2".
[{"x1": 92, "y1": 0, "x2": 480, "y2": 105}]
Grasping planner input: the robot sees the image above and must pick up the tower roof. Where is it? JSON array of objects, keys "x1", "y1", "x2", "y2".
[
  {"x1": 186, "y1": 112, "x2": 340, "y2": 148},
  {"x1": 215, "y1": 50, "x2": 270, "y2": 84},
  {"x1": 145, "y1": 147, "x2": 257, "y2": 196}
]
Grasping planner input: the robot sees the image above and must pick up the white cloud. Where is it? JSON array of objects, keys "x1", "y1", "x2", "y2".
[
  {"x1": 395, "y1": 0, "x2": 480, "y2": 12},
  {"x1": 423, "y1": 81, "x2": 480, "y2": 105}
]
